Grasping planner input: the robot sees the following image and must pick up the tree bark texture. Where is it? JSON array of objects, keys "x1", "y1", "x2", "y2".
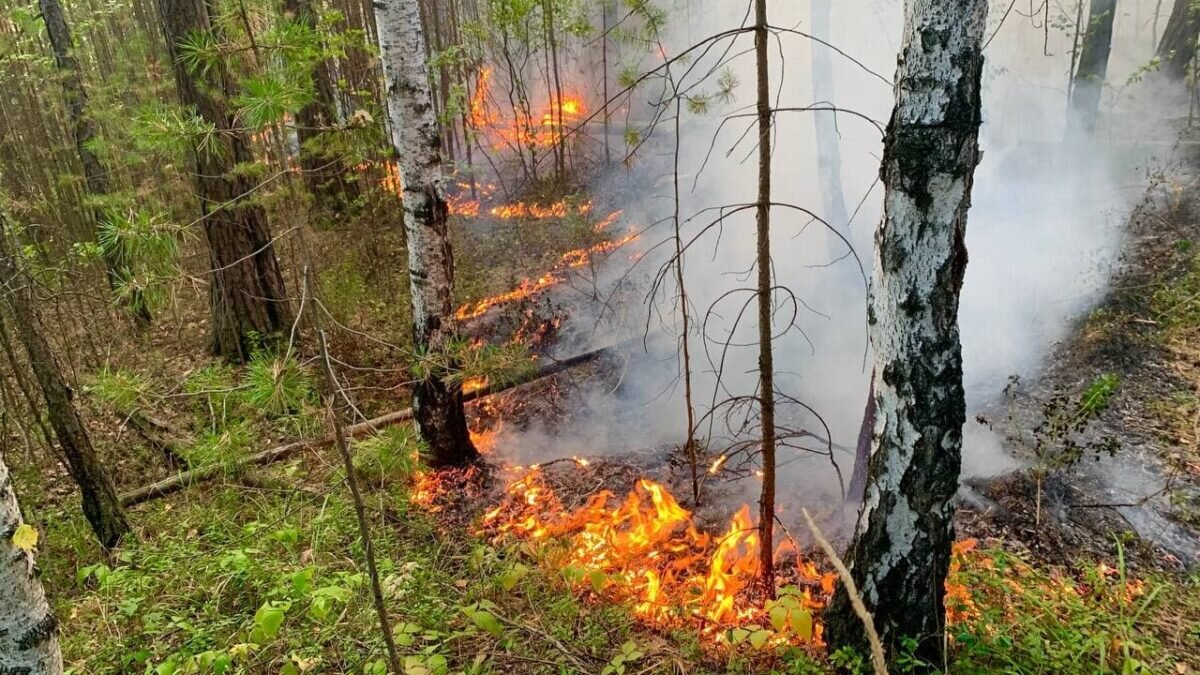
[
  {"x1": 0, "y1": 213, "x2": 131, "y2": 551},
  {"x1": 158, "y1": 0, "x2": 292, "y2": 362},
  {"x1": 39, "y1": 0, "x2": 151, "y2": 322},
  {"x1": 0, "y1": 454, "x2": 63, "y2": 675},
  {"x1": 825, "y1": 0, "x2": 986, "y2": 665},
  {"x1": 374, "y1": 0, "x2": 478, "y2": 467},
  {"x1": 753, "y1": 0, "x2": 777, "y2": 594},
  {"x1": 284, "y1": 0, "x2": 361, "y2": 215},
  {"x1": 1157, "y1": 0, "x2": 1200, "y2": 80},
  {"x1": 1067, "y1": 0, "x2": 1116, "y2": 139}
]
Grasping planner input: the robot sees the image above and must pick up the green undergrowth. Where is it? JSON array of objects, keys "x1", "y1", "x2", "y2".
[{"x1": 942, "y1": 543, "x2": 1200, "y2": 675}]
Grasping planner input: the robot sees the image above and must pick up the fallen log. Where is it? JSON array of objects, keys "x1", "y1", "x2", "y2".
[{"x1": 119, "y1": 343, "x2": 622, "y2": 507}]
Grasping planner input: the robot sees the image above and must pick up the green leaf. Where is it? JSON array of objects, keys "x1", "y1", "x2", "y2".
[
  {"x1": 11, "y1": 523, "x2": 37, "y2": 552},
  {"x1": 499, "y1": 563, "x2": 529, "y2": 591},
  {"x1": 769, "y1": 605, "x2": 788, "y2": 632},
  {"x1": 749, "y1": 629, "x2": 771, "y2": 649},
  {"x1": 789, "y1": 609, "x2": 814, "y2": 640},
  {"x1": 471, "y1": 610, "x2": 503, "y2": 636},
  {"x1": 252, "y1": 601, "x2": 289, "y2": 640}
]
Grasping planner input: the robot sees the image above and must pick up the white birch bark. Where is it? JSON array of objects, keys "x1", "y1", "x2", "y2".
[
  {"x1": 0, "y1": 456, "x2": 63, "y2": 675},
  {"x1": 827, "y1": 0, "x2": 987, "y2": 661},
  {"x1": 374, "y1": 0, "x2": 478, "y2": 465}
]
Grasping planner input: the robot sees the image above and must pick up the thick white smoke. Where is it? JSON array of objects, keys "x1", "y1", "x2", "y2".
[{"x1": 493, "y1": 0, "x2": 1180, "y2": 528}]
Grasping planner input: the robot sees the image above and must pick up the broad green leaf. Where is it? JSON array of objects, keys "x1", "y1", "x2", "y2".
[
  {"x1": 789, "y1": 609, "x2": 814, "y2": 640},
  {"x1": 11, "y1": 524, "x2": 38, "y2": 552},
  {"x1": 471, "y1": 610, "x2": 503, "y2": 636}
]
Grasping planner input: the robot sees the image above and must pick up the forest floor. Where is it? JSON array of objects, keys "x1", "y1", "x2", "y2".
[{"x1": 20, "y1": 168, "x2": 1200, "y2": 674}]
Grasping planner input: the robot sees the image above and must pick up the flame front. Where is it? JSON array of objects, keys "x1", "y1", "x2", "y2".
[{"x1": 478, "y1": 469, "x2": 831, "y2": 642}]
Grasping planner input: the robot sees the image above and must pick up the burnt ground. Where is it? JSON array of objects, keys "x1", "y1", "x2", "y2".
[{"x1": 957, "y1": 152, "x2": 1200, "y2": 572}]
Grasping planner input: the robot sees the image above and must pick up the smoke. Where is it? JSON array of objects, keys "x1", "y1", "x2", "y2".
[{"x1": 489, "y1": 0, "x2": 1180, "y2": 527}]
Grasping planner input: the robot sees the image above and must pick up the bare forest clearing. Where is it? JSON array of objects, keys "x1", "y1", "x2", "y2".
[{"x1": 2, "y1": 0, "x2": 1200, "y2": 673}]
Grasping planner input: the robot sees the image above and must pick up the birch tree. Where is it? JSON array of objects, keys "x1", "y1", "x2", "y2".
[
  {"x1": 0, "y1": 211, "x2": 131, "y2": 551},
  {"x1": 0, "y1": 453, "x2": 62, "y2": 675},
  {"x1": 375, "y1": 0, "x2": 479, "y2": 467},
  {"x1": 825, "y1": 0, "x2": 987, "y2": 664},
  {"x1": 158, "y1": 0, "x2": 293, "y2": 362}
]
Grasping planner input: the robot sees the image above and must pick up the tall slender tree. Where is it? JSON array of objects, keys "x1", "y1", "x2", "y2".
[
  {"x1": 1157, "y1": 0, "x2": 1200, "y2": 80},
  {"x1": 1067, "y1": 0, "x2": 1117, "y2": 139},
  {"x1": 825, "y1": 0, "x2": 987, "y2": 665},
  {"x1": 0, "y1": 453, "x2": 63, "y2": 675},
  {"x1": 284, "y1": 0, "x2": 361, "y2": 216},
  {"x1": 375, "y1": 0, "x2": 479, "y2": 467},
  {"x1": 39, "y1": 0, "x2": 151, "y2": 322},
  {"x1": 753, "y1": 0, "x2": 778, "y2": 595},
  {"x1": 157, "y1": 0, "x2": 292, "y2": 361},
  {"x1": 0, "y1": 211, "x2": 131, "y2": 551},
  {"x1": 810, "y1": 0, "x2": 850, "y2": 257}
]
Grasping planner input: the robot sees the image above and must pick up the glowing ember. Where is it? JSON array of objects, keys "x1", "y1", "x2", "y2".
[
  {"x1": 488, "y1": 199, "x2": 592, "y2": 219},
  {"x1": 455, "y1": 224, "x2": 640, "y2": 320},
  {"x1": 463, "y1": 375, "x2": 489, "y2": 395},
  {"x1": 411, "y1": 470, "x2": 444, "y2": 512},
  {"x1": 478, "y1": 469, "x2": 832, "y2": 643},
  {"x1": 709, "y1": 454, "x2": 729, "y2": 475}
]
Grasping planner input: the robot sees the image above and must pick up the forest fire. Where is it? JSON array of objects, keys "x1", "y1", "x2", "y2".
[
  {"x1": 478, "y1": 469, "x2": 833, "y2": 643},
  {"x1": 455, "y1": 224, "x2": 639, "y2": 320}
]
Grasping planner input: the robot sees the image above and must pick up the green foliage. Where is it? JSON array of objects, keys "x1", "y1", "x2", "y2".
[
  {"x1": 352, "y1": 426, "x2": 424, "y2": 483},
  {"x1": 948, "y1": 544, "x2": 1192, "y2": 674},
  {"x1": 242, "y1": 353, "x2": 316, "y2": 418},
  {"x1": 186, "y1": 363, "x2": 242, "y2": 430},
  {"x1": 131, "y1": 103, "x2": 222, "y2": 159},
  {"x1": 87, "y1": 367, "x2": 155, "y2": 415},
  {"x1": 97, "y1": 206, "x2": 184, "y2": 315},
  {"x1": 183, "y1": 420, "x2": 254, "y2": 466},
  {"x1": 234, "y1": 73, "x2": 313, "y2": 128}
]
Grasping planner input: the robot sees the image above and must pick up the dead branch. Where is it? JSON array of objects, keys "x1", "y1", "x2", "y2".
[{"x1": 118, "y1": 342, "x2": 622, "y2": 506}]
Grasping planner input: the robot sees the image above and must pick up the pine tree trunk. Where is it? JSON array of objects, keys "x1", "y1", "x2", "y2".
[
  {"x1": 1157, "y1": 0, "x2": 1200, "y2": 80},
  {"x1": 158, "y1": 0, "x2": 292, "y2": 362},
  {"x1": 825, "y1": 0, "x2": 986, "y2": 664},
  {"x1": 375, "y1": 0, "x2": 478, "y2": 467},
  {"x1": 810, "y1": 0, "x2": 850, "y2": 257},
  {"x1": 753, "y1": 0, "x2": 777, "y2": 595},
  {"x1": 285, "y1": 0, "x2": 361, "y2": 217},
  {"x1": 1067, "y1": 0, "x2": 1117, "y2": 139},
  {"x1": 0, "y1": 213, "x2": 131, "y2": 552},
  {"x1": 0, "y1": 454, "x2": 63, "y2": 675},
  {"x1": 39, "y1": 0, "x2": 151, "y2": 323}
]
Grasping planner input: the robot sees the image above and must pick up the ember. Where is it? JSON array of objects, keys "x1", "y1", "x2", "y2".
[{"x1": 455, "y1": 225, "x2": 640, "y2": 320}]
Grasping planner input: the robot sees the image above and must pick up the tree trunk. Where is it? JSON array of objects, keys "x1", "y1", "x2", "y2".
[
  {"x1": 0, "y1": 213, "x2": 132, "y2": 552},
  {"x1": 1157, "y1": 0, "x2": 1200, "y2": 80},
  {"x1": 0, "y1": 454, "x2": 63, "y2": 675},
  {"x1": 39, "y1": 0, "x2": 151, "y2": 323},
  {"x1": 825, "y1": 0, "x2": 986, "y2": 665},
  {"x1": 753, "y1": 0, "x2": 777, "y2": 596},
  {"x1": 157, "y1": 0, "x2": 292, "y2": 362},
  {"x1": 810, "y1": 0, "x2": 851, "y2": 257},
  {"x1": 285, "y1": 0, "x2": 361, "y2": 217},
  {"x1": 375, "y1": 0, "x2": 478, "y2": 467},
  {"x1": 1067, "y1": 0, "x2": 1117, "y2": 139}
]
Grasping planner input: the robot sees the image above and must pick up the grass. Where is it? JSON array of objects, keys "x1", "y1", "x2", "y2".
[{"x1": 944, "y1": 542, "x2": 1200, "y2": 674}]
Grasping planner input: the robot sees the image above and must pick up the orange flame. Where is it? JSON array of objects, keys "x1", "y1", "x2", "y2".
[
  {"x1": 455, "y1": 222, "x2": 639, "y2": 320},
  {"x1": 478, "y1": 470, "x2": 831, "y2": 642}
]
